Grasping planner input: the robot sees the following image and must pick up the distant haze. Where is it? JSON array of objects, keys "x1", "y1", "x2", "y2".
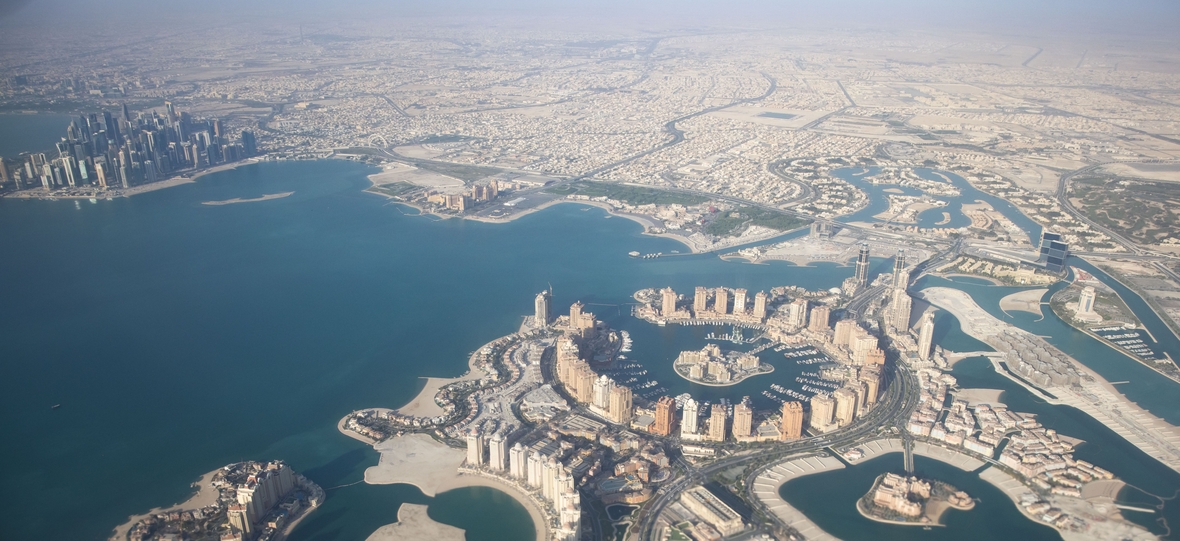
[{"x1": 3, "y1": 0, "x2": 1180, "y2": 37}]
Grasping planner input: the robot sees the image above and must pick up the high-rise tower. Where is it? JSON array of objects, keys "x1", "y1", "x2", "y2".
[
  {"x1": 653, "y1": 396, "x2": 677, "y2": 436},
  {"x1": 714, "y1": 287, "x2": 729, "y2": 315},
  {"x1": 681, "y1": 398, "x2": 700, "y2": 437},
  {"x1": 708, "y1": 404, "x2": 727, "y2": 442},
  {"x1": 661, "y1": 287, "x2": 677, "y2": 317},
  {"x1": 535, "y1": 290, "x2": 552, "y2": 327},
  {"x1": 693, "y1": 287, "x2": 708, "y2": 315},
  {"x1": 732, "y1": 288, "x2": 747, "y2": 315},
  {"x1": 733, "y1": 401, "x2": 753, "y2": 438},
  {"x1": 918, "y1": 311, "x2": 936, "y2": 361},
  {"x1": 753, "y1": 291, "x2": 768, "y2": 321},
  {"x1": 855, "y1": 244, "x2": 871, "y2": 289},
  {"x1": 781, "y1": 401, "x2": 804, "y2": 440},
  {"x1": 892, "y1": 249, "x2": 908, "y2": 289}
]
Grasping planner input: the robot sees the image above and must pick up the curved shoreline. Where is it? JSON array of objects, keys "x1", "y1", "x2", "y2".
[
  {"x1": 438, "y1": 473, "x2": 549, "y2": 541},
  {"x1": 855, "y1": 498, "x2": 946, "y2": 527},
  {"x1": 673, "y1": 364, "x2": 774, "y2": 387},
  {"x1": 108, "y1": 469, "x2": 221, "y2": 541}
]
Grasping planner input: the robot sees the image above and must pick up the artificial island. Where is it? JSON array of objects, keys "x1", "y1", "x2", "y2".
[
  {"x1": 858, "y1": 473, "x2": 974, "y2": 526},
  {"x1": 331, "y1": 235, "x2": 1164, "y2": 541}
]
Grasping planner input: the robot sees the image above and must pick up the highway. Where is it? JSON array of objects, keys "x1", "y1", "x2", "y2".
[
  {"x1": 632, "y1": 357, "x2": 922, "y2": 540},
  {"x1": 1054, "y1": 163, "x2": 1144, "y2": 255}
]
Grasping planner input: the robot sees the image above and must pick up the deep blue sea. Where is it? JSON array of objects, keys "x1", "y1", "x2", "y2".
[
  {"x1": 3, "y1": 158, "x2": 1180, "y2": 540},
  {"x1": 0, "y1": 113, "x2": 77, "y2": 159}
]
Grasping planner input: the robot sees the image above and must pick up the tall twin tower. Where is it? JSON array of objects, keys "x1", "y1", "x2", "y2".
[{"x1": 535, "y1": 289, "x2": 552, "y2": 327}]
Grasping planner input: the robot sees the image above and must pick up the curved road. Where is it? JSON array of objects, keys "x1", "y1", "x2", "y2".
[{"x1": 633, "y1": 359, "x2": 921, "y2": 540}]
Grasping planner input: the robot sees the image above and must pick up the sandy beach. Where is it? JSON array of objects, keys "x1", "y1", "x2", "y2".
[
  {"x1": 437, "y1": 473, "x2": 548, "y2": 541},
  {"x1": 108, "y1": 468, "x2": 221, "y2": 541},
  {"x1": 363, "y1": 434, "x2": 466, "y2": 495},
  {"x1": 202, "y1": 191, "x2": 294, "y2": 206},
  {"x1": 999, "y1": 288, "x2": 1047, "y2": 317},
  {"x1": 361, "y1": 434, "x2": 547, "y2": 541},
  {"x1": 365, "y1": 504, "x2": 466, "y2": 541}
]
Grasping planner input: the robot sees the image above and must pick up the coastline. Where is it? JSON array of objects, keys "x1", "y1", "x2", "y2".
[
  {"x1": 4, "y1": 158, "x2": 260, "y2": 201},
  {"x1": 359, "y1": 433, "x2": 547, "y2": 541},
  {"x1": 921, "y1": 286, "x2": 1180, "y2": 474},
  {"x1": 673, "y1": 364, "x2": 774, "y2": 387},
  {"x1": 755, "y1": 440, "x2": 1134, "y2": 541},
  {"x1": 108, "y1": 468, "x2": 221, "y2": 541},
  {"x1": 439, "y1": 472, "x2": 548, "y2": 541}
]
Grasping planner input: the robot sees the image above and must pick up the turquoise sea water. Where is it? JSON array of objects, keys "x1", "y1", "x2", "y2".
[{"x1": 3, "y1": 158, "x2": 1179, "y2": 540}]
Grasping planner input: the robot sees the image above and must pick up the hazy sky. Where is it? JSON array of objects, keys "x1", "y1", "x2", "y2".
[{"x1": 3, "y1": 0, "x2": 1179, "y2": 37}]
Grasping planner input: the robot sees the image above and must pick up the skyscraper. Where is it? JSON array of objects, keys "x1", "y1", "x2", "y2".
[
  {"x1": 694, "y1": 287, "x2": 708, "y2": 315},
  {"x1": 892, "y1": 249, "x2": 908, "y2": 289},
  {"x1": 527, "y1": 451, "x2": 543, "y2": 488},
  {"x1": 732, "y1": 288, "x2": 747, "y2": 315},
  {"x1": 489, "y1": 431, "x2": 507, "y2": 471},
  {"x1": 834, "y1": 388, "x2": 858, "y2": 426},
  {"x1": 509, "y1": 443, "x2": 527, "y2": 479},
  {"x1": 788, "y1": 298, "x2": 809, "y2": 328},
  {"x1": 780, "y1": 401, "x2": 804, "y2": 440},
  {"x1": 593, "y1": 375, "x2": 613, "y2": 410},
  {"x1": 753, "y1": 291, "x2": 768, "y2": 320},
  {"x1": 1039, "y1": 231, "x2": 1069, "y2": 273},
  {"x1": 708, "y1": 404, "x2": 727, "y2": 442},
  {"x1": 609, "y1": 385, "x2": 633, "y2": 425},
  {"x1": 860, "y1": 366, "x2": 882, "y2": 406},
  {"x1": 918, "y1": 311, "x2": 936, "y2": 361},
  {"x1": 809, "y1": 305, "x2": 831, "y2": 333},
  {"x1": 890, "y1": 289, "x2": 913, "y2": 331},
  {"x1": 733, "y1": 401, "x2": 753, "y2": 438},
  {"x1": 833, "y1": 319, "x2": 856, "y2": 347},
  {"x1": 661, "y1": 287, "x2": 677, "y2": 317},
  {"x1": 654, "y1": 396, "x2": 677, "y2": 436},
  {"x1": 714, "y1": 287, "x2": 729, "y2": 315},
  {"x1": 809, "y1": 395, "x2": 835, "y2": 430},
  {"x1": 681, "y1": 398, "x2": 700, "y2": 437},
  {"x1": 466, "y1": 430, "x2": 485, "y2": 466},
  {"x1": 535, "y1": 290, "x2": 552, "y2": 327},
  {"x1": 855, "y1": 244, "x2": 871, "y2": 289}
]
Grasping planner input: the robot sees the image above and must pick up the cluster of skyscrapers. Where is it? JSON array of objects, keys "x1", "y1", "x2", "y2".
[
  {"x1": 555, "y1": 337, "x2": 634, "y2": 425},
  {"x1": 466, "y1": 429, "x2": 581, "y2": 541},
  {"x1": 0, "y1": 101, "x2": 257, "y2": 192},
  {"x1": 656, "y1": 286, "x2": 769, "y2": 322}
]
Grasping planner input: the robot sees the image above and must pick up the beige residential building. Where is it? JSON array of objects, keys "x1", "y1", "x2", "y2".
[
  {"x1": 708, "y1": 404, "x2": 727, "y2": 442},
  {"x1": 661, "y1": 287, "x2": 677, "y2": 317},
  {"x1": 714, "y1": 287, "x2": 729, "y2": 315},
  {"x1": 733, "y1": 288, "x2": 747, "y2": 315},
  {"x1": 753, "y1": 291, "x2": 768, "y2": 320},
  {"x1": 834, "y1": 387, "x2": 859, "y2": 426},
  {"x1": 694, "y1": 287, "x2": 708, "y2": 315},
  {"x1": 780, "y1": 401, "x2": 804, "y2": 440},
  {"x1": 733, "y1": 402, "x2": 753, "y2": 438}
]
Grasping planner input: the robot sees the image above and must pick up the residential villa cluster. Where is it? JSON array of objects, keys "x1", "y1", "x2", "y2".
[
  {"x1": 125, "y1": 461, "x2": 323, "y2": 541},
  {"x1": 673, "y1": 343, "x2": 770, "y2": 385},
  {"x1": 906, "y1": 368, "x2": 1117, "y2": 531}
]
